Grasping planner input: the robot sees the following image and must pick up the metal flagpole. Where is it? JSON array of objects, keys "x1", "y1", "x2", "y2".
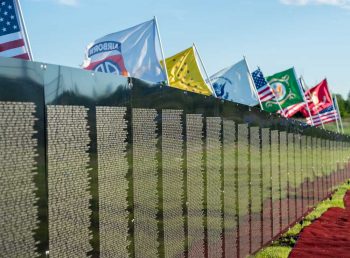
[
  {"x1": 14, "y1": 0, "x2": 34, "y2": 60},
  {"x1": 243, "y1": 56, "x2": 263, "y2": 110},
  {"x1": 334, "y1": 95, "x2": 344, "y2": 134},
  {"x1": 293, "y1": 68, "x2": 314, "y2": 126},
  {"x1": 258, "y1": 66, "x2": 286, "y2": 116},
  {"x1": 301, "y1": 76, "x2": 325, "y2": 129},
  {"x1": 326, "y1": 78, "x2": 340, "y2": 133},
  {"x1": 154, "y1": 16, "x2": 169, "y2": 86},
  {"x1": 193, "y1": 43, "x2": 217, "y2": 97}
]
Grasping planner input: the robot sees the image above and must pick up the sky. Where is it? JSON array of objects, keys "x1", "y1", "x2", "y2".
[{"x1": 21, "y1": 0, "x2": 350, "y2": 97}]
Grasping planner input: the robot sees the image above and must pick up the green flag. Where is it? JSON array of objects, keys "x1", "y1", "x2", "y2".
[{"x1": 262, "y1": 68, "x2": 304, "y2": 113}]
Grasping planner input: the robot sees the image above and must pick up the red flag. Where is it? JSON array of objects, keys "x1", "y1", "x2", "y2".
[{"x1": 300, "y1": 79, "x2": 332, "y2": 117}]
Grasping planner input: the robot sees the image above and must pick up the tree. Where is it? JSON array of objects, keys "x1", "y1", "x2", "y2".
[
  {"x1": 335, "y1": 94, "x2": 348, "y2": 118},
  {"x1": 345, "y1": 91, "x2": 350, "y2": 115}
]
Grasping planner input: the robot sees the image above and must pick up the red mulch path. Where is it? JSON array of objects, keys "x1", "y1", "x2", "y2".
[{"x1": 289, "y1": 190, "x2": 350, "y2": 258}]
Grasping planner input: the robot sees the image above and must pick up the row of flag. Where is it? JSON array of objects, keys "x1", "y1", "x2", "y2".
[{"x1": 0, "y1": 3, "x2": 344, "y2": 133}]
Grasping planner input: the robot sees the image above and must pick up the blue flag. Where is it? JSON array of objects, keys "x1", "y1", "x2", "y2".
[{"x1": 209, "y1": 59, "x2": 259, "y2": 106}]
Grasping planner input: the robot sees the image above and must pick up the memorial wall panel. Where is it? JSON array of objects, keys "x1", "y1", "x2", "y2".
[
  {"x1": 287, "y1": 133, "x2": 296, "y2": 224},
  {"x1": 312, "y1": 137, "x2": 319, "y2": 205},
  {"x1": 206, "y1": 117, "x2": 223, "y2": 258},
  {"x1": 306, "y1": 136, "x2": 315, "y2": 209},
  {"x1": 237, "y1": 124, "x2": 249, "y2": 258},
  {"x1": 321, "y1": 139, "x2": 327, "y2": 199},
  {"x1": 223, "y1": 120, "x2": 237, "y2": 257},
  {"x1": 47, "y1": 105, "x2": 92, "y2": 257},
  {"x1": 271, "y1": 130, "x2": 280, "y2": 237},
  {"x1": 295, "y1": 135, "x2": 303, "y2": 219},
  {"x1": 250, "y1": 127, "x2": 262, "y2": 253},
  {"x1": 301, "y1": 136, "x2": 308, "y2": 214},
  {"x1": 96, "y1": 106, "x2": 129, "y2": 257},
  {"x1": 162, "y1": 109, "x2": 185, "y2": 258},
  {"x1": 132, "y1": 108, "x2": 159, "y2": 258},
  {"x1": 0, "y1": 58, "x2": 48, "y2": 257},
  {"x1": 279, "y1": 132, "x2": 288, "y2": 230},
  {"x1": 315, "y1": 138, "x2": 323, "y2": 201},
  {"x1": 186, "y1": 114, "x2": 205, "y2": 258},
  {"x1": 0, "y1": 102, "x2": 41, "y2": 257},
  {"x1": 261, "y1": 128, "x2": 272, "y2": 245}
]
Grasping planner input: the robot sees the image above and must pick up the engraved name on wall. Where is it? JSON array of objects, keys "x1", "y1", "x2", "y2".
[
  {"x1": 206, "y1": 117, "x2": 223, "y2": 257},
  {"x1": 132, "y1": 108, "x2": 159, "y2": 258},
  {"x1": 47, "y1": 105, "x2": 92, "y2": 257},
  {"x1": 96, "y1": 106, "x2": 129, "y2": 257},
  {"x1": 0, "y1": 102, "x2": 40, "y2": 257},
  {"x1": 162, "y1": 110, "x2": 185, "y2": 258},
  {"x1": 186, "y1": 114, "x2": 205, "y2": 258},
  {"x1": 223, "y1": 120, "x2": 237, "y2": 257},
  {"x1": 237, "y1": 124, "x2": 249, "y2": 257}
]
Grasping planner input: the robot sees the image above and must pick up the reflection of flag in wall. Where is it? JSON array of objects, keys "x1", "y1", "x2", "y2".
[
  {"x1": 165, "y1": 46, "x2": 213, "y2": 96},
  {"x1": 300, "y1": 79, "x2": 332, "y2": 117},
  {"x1": 0, "y1": 0, "x2": 32, "y2": 60},
  {"x1": 264, "y1": 68, "x2": 304, "y2": 117},
  {"x1": 252, "y1": 68, "x2": 275, "y2": 102},
  {"x1": 83, "y1": 19, "x2": 166, "y2": 83},
  {"x1": 306, "y1": 105, "x2": 339, "y2": 126},
  {"x1": 209, "y1": 59, "x2": 259, "y2": 106}
]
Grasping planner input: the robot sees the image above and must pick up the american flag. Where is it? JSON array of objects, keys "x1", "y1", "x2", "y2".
[
  {"x1": 252, "y1": 68, "x2": 275, "y2": 102},
  {"x1": 0, "y1": 0, "x2": 31, "y2": 60},
  {"x1": 306, "y1": 105, "x2": 339, "y2": 127},
  {"x1": 278, "y1": 102, "x2": 306, "y2": 118}
]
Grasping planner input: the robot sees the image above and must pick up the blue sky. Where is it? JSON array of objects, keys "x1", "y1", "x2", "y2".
[{"x1": 22, "y1": 0, "x2": 350, "y2": 97}]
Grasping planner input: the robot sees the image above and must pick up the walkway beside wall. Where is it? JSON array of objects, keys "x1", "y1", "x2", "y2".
[{"x1": 290, "y1": 190, "x2": 350, "y2": 258}]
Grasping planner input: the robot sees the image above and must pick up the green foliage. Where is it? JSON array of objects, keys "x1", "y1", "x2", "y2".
[
  {"x1": 254, "y1": 246, "x2": 292, "y2": 258},
  {"x1": 324, "y1": 118, "x2": 350, "y2": 135},
  {"x1": 335, "y1": 94, "x2": 348, "y2": 118},
  {"x1": 253, "y1": 182, "x2": 350, "y2": 258}
]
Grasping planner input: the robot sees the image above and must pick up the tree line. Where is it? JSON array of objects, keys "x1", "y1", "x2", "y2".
[{"x1": 335, "y1": 93, "x2": 350, "y2": 118}]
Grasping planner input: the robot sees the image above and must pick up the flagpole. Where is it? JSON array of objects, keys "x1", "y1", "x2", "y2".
[
  {"x1": 294, "y1": 67, "x2": 314, "y2": 126},
  {"x1": 326, "y1": 78, "x2": 340, "y2": 133},
  {"x1": 243, "y1": 56, "x2": 263, "y2": 110},
  {"x1": 301, "y1": 76, "x2": 325, "y2": 129},
  {"x1": 154, "y1": 16, "x2": 169, "y2": 85},
  {"x1": 14, "y1": 0, "x2": 34, "y2": 60},
  {"x1": 193, "y1": 43, "x2": 217, "y2": 97},
  {"x1": 258, "y1": 66, "x2": 286, "y2": 116},
  {"x1": 334, "y1": 95, "x2": 344, "y2": 134}
]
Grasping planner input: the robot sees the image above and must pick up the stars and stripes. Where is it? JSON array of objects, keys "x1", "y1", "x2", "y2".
[
  {"x1": 278, "y1": 102, "x2": 306, "y2": 118},
  {"x1": 0, "y1": 0, "x2": 31, "y2": 60},
  {"x1": 252, "y1": 68, "x2": 275, "y2": 102},
  {"x1": 306, "y1": 105, "x2": 339, "y2": 127}
]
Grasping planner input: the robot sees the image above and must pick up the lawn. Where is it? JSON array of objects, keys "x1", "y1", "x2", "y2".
[
  {"x1": 253, "y1": 181, "x2": 350, "y2": 258},
  {"x1": 324, "y1": 117, "x2": 350, "y2": 135}
]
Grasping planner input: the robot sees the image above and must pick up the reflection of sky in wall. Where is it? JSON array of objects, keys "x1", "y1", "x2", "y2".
[{"x1": 44, "y1": 64, "x2": 128, "y2": 103}]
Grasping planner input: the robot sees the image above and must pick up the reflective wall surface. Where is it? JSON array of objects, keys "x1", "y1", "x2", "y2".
[{"x1": 1, "y1": 57, "x2": 350, "y2": 258}]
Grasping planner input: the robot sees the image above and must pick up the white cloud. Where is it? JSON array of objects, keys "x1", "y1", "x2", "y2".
[
  {"x1": 280, "y1": 0, "x2": 350, "y2": 9},
  {"x1": 57, "y1": 0, "x2": 79, "y2": 6}
]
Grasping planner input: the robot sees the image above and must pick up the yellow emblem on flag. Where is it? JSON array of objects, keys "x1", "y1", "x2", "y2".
[{"x1": 164, "y1": 47, "x2": 213, "y2": 96}]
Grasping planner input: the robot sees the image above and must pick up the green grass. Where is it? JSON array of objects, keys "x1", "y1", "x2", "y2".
[
  {"x1": 254, "y1": 181, "x2": 350, "y2": 258},
  {"x1": 324, "y1": 118, "x2": 350, "y2": 135}
]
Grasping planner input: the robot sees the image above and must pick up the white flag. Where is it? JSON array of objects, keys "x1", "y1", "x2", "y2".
[
  {"x1": 210, "y1": 59, "x2": 259, "y2": 106},
  {"x1": 83, "y1": 19, "x2": 166, "y2": 83}
]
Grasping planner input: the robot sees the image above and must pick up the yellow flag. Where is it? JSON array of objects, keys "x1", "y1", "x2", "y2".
[{"x1": 165, "y1": 47, "x2": 213, "y2": 96}]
